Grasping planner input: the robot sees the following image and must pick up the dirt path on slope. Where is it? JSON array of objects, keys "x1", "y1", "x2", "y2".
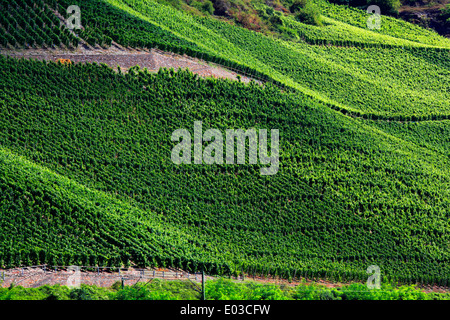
[
  {"x1": 2, "y1": 266, "x2": 449, "y2": 294},
  {"x1": 0, "y1": 44, "x2": 260, "y2": 84}
]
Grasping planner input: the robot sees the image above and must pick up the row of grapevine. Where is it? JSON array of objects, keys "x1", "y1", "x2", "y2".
[{"x1": 0, "y1": 0, "x2": 79, "y2": 48}]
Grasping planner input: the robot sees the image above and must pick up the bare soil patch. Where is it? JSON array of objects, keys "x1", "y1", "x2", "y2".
[{"x1": 0, "y1": 45, "x2": 259, "y2": 84}]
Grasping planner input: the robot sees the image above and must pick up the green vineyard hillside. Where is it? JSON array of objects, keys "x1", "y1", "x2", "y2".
[
  {"x1": 0, "y1": 0, "x2": 449, "y2": 287},
  {"x1": 1, "y1": 57, "x2": 450, "y2": 284}
]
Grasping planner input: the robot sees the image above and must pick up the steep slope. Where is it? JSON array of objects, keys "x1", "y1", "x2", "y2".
[
  {"x1": 48, "y1": 0, "x2": 450, "y2": 119},
  {"x1": 315, "y1": 0, "x2": 450, "y2": 45},
  {"x1": 0, "y1": 146, "x2": 216, "y2": 269},
  {"x1": 1, "y1": 56, "x2": 450, "y2": 285},
  {"x1": 2, "y1": 1, "x2": 449, "y2": 119}
]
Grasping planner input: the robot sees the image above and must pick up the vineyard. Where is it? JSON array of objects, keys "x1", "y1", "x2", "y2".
[
  {"x1": 1, "y1": 0, "x2": 449, "y2": 119},
  {"x1": 365, "y1": 120, "x2": 450, "y2": 157},
  {"x1": 42, "y1": 0, "x2": 450, "y2": 119},
  {"x1": 0, "y1": 0, "x2": 450, "y2": 291},
  {"x1": 0, "y1": 56, "x2": 450, "y2": 286},
  {"x1": 0, "y1": 0, "x2": 79, "y2": 48},
  {"x1": 314, "y1": 0, "x2": 450, "y2": 48}
]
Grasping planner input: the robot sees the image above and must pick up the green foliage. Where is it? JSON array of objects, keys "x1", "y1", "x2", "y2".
[
  {"x1": 290, "y1": 0, "x2": 309, "y2": 13},
  {"x1": 442, "y1": 4, "x2": 450, "y2": 16},
  {"x1": 294, "y1": 1, "x2": 323, "y2": 26},
  {"x1": 247, "y1": 283, "x2": 290, "y2": 300},
  {"x1": 67, "y1": 285, "x2": 111, "y2": 300},
  {"x1": 440, "y1": 4, "x2": 450, "y2": 25},
  {"x1": 365, "y1": 120, "x2": 450, "y2": 157},
  {"x1": 205, "y1": 278, "x2": 252, "y2": 299},
  {"x1": 87, "y1": 0, "x2": 449, "y2": 119},
  {"x1": 269, "y1": 13, "x2": 284, "y2": 26},
  {"x1": 292, "y1": 283, "x2": 342, "y2": 300},
  {"x1": 0, "y1": 0, "x2": 79, "y2": 48},
  {"x1": 16, "y1": 0, "x2": 446, "y2": 120},
  {"x1": 292, "y1": 282, "x2": 435, "y2": 300},
  {"x1": 1, "y1": 0, "x2": 450, "y2": 289},
  {"x1": 206, "y1": 279, "x2": 290, "y2": 300},
  {"x1": 69, "y1": 287, "x2": 91, "y2": 300},
  {"x1": 2, "y1": 280, "x2": 448, "y2": 300},
  {"x1": 0, "y1": 57, "x2": 450, "y2": 285},
  {"x1": 48, "y1": 0, "x2": 202, "y2": 50},
  {"x1": 203, "y1": 0, "x2": 215, "y2": 14},
  {"x1": 369, "y1": 0, "x2": 401, "y2": 15},
  {"x1": 114, "y1": 279, "x2": 198, "y2": 300},
  {"x1": 115, "y1": 284, "x2": 173, "y2": 300},
  {"x1": 340, "y1": 283, "x2": 428, "y2": 300},
  {"x1": 315, "y1": 0, "x2": 449, "y2": 47},
  {"x1": 191, "y1": 0, "x2": 215, "y2": 14},
  {"x1": 277, "y1": 25, "x2": 299, "y2": 39},
  {"x1": 0, "y1": 286, "x2": 48, "y2": 300},
  {"x1": 328, "y1": 0, "x2": 400, "y2": 15}
]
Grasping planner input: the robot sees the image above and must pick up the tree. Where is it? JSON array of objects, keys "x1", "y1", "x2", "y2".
[
  {"x1": 191, "y1": 0, "x2": 214, "y2": 15},
  {"x1": 368, "y1": 0, "x2": 400, "y2": 16},
  {"x1": 440, "y1": 4, "x2": 450, "y2": 27},
  {"x1": 289, "y1": 0, "x2": 308, "y2": 13},
  {"x1": 212, "y1": 0, "x2": 231, "y2": 16},
  {"x1": 202, "y1": 1, "x2": 215, "y2": 15},
  {"x1": 293, "y1": 0, "x2": 322, "y2": 26}
]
